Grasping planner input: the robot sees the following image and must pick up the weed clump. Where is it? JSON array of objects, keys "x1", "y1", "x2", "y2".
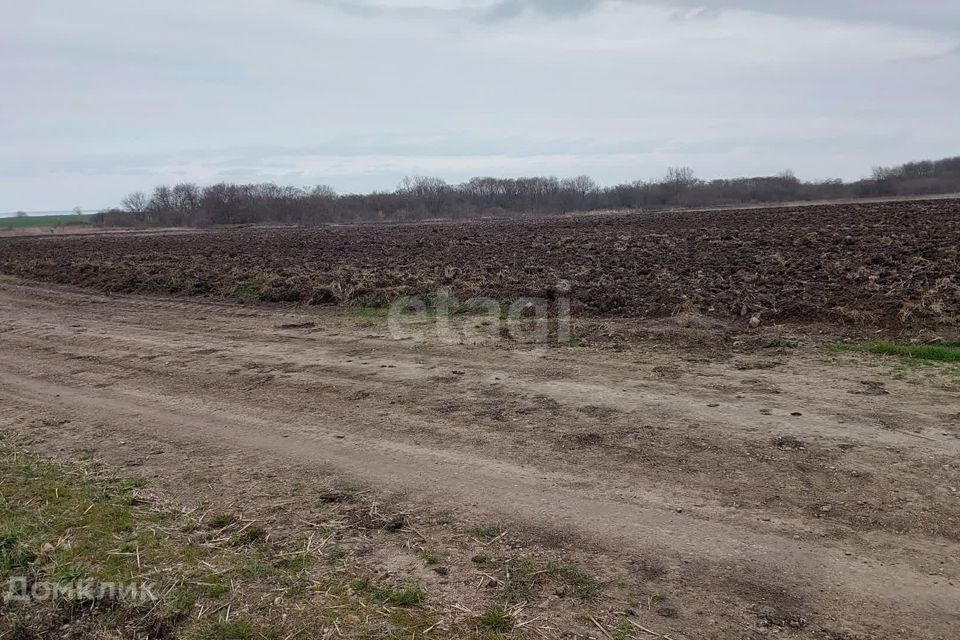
[
  {"x1": 371, "y1": 585, "x2": 426, "y2": 607},
  {"x1": 470, "y1": 524, "x2": 505, "y2": 541},
  {"x1": 479, "y1": 605, "x2": 513, "y2": 632}
]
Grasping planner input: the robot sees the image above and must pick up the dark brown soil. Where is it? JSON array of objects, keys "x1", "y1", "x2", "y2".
[{"x1": 1, "y1": 199, "x2": 958, "y2": 327}]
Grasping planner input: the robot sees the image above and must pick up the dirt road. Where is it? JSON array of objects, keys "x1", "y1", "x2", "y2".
[{"x1": 0, "y1": 281, "x2": 957, "y2": 638}]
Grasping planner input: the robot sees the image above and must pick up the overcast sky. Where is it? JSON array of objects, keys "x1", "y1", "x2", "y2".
[{"x1": 2, "y1": 0, "x2": 959, "y2": 212}]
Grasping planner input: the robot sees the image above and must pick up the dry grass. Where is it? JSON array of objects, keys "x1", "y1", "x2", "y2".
[{"x1": 0, "y1": 435, "x2": 670, "y2": 639}]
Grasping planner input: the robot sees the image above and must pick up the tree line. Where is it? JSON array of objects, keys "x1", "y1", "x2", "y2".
[{"x1": 93, "y1": 155, "x2": 960, "y2": 228}]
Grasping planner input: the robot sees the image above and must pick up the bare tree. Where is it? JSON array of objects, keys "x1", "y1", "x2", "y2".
[
  {"x1": 400, "y1": 176, "x2": 449, "y2": 215},
  {"x1": 87, "y1": 154, "x2": 960, "y2": 228},
  {"x1": 872, "y1": 166, "x2": 897, "y2": 182},
  {"x1": 311, "y1": 185, "x2": 337, "y2": 199},
  {"x1": 148, "y1": 186, "x2": 174, "y2": 213},
  {"x1": 73, "y1": 206, "x2": 84, "y2": 216},
  {"x1": 665, "y1": 167, "x2": 697, "y2": 188},
  {"x1": 15, "y1": 211, "x2": 28, "y2": 218},
  {"x1": 171, "y1": 183, "x2": 201, "y2": 213},
  {"x1": 558, "y1": 175, "x2": 597, "y2": 210},
  {"x1": 120, "y1": 191, "x2": 148, "y2": 214}
]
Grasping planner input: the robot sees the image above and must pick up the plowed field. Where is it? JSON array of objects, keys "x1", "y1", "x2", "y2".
[{"x1": 2, "y1": 199, "x2": 958, "y2": 327}]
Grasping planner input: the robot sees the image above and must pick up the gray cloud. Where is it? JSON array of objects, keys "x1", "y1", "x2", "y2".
[
  {"x1": 304, "y1": 0, "x2": 960, "y2": 32},
  {"x1": 298, "y1": 0, "x2": 604, "y2": 22},
  {"x1": 3, "y1": 0, "x2": 958, "y2": 210},
  {"x1": 296, "y1": 0, "x2": 452, "y2": 20},
  {"x1": 481, "y1": 0, "x2": 601, "y2": 21},
  {"x1": 655, "y1": 0, "x2": 960, "y2": 31}
]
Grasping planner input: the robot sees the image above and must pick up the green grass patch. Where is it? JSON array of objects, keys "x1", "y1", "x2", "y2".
[
  {"x1": 478, "y1": 605, "x2": 514, "y2": 632},
  {"x1": 0, "y1": 438, "x2": 610, "y2": 638},
  {"x1": 0, "y1": 528, "x2": 36, "y2": 572},
  {"x1": 371, "y1": 585, "x2": 427, "y2": 607},
  {"x1": 323, "y1": 547, "x2": 350, "y2": 565},
  {"x1": 196, "y1": 575, "x2": 230, "y2": 598},
  {"x1": 0, "y1": 448, "x2": 167, "y2": 586},
  {"x1": 207, "y1": 513, "x2": 238, "y2": 529},
  {"x1": 191, "y1": 619, "x2": 266, "y2": 640},
  {"x1": 227, "y1": 283, "x2": 262, "y2": 303},
  {"x1": 229, "y1": 525, "x2": 267, "y2": 546},
  {"x1": 0, "y1": 440, "x2": 450, "y2": 639},
  {"x1": 1, "y1": 214, "x2": 92, "y2": 229},
  {"x1": 502, "y1": 558, "x2": 600, "y2": 603},
  {"x1": 833, "y1": 342, "x2": 960, "y2": 362},
  {"x1": 765, "y1": 338, "x2": 799, "y2": 349},
  {"x1": 548, "y1": 563, "x2": 601, "y2": 600},
  {"x1": 470, "y1": 524, "x2": 506, "y2": 541},
  {"x1": 0, "y1": 441, "x2": 205, "y2": 636}
]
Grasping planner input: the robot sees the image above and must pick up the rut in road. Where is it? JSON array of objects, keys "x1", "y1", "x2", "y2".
[{"x1": 1, "y1": 282, "x2": 958, "y2": 638}]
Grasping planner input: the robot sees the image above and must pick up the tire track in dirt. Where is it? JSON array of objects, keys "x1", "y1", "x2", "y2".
[
  {"x1": 1, "y1": 308, "x2": 955, "y2": 454},
  {"x1": 0, "y1": 367, "x2": 958, "y2": 629},
  {"x1": 1, "y1": 282, "x2": 959, "y2": 638}
]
